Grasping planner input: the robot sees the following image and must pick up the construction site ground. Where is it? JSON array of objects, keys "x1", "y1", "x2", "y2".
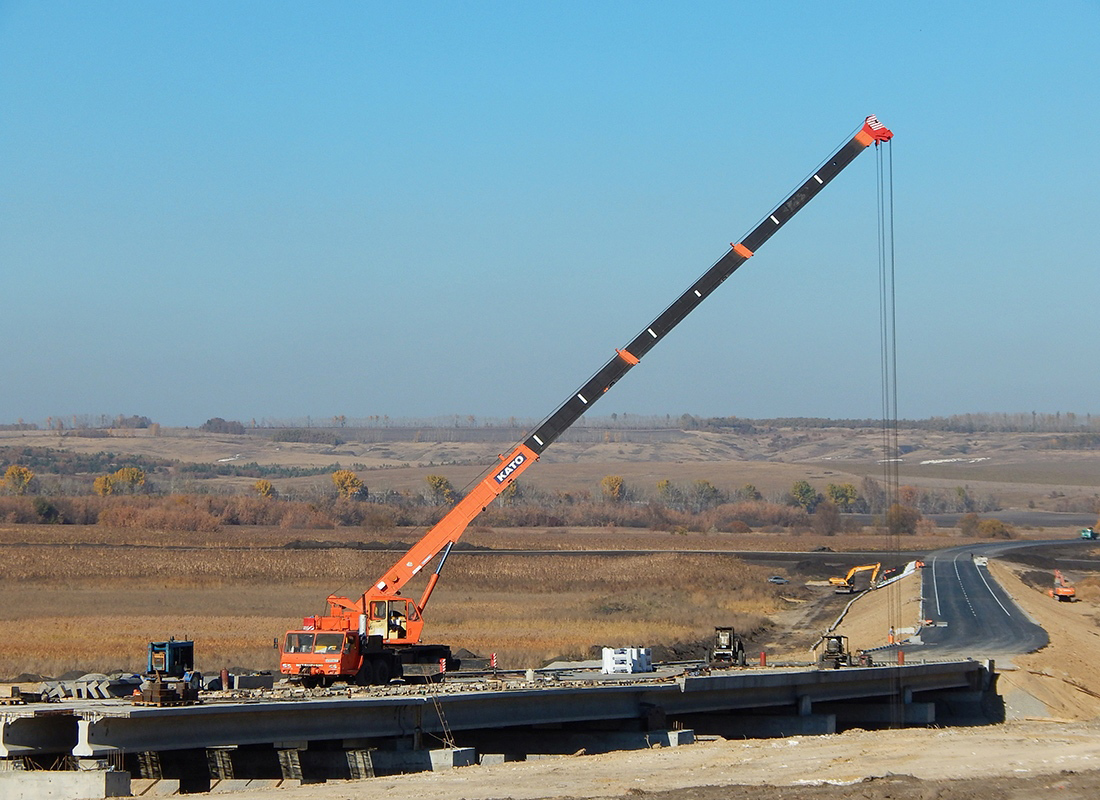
[{"x1": 205, "y1": 554, "x2": 1100, "y2": 800}]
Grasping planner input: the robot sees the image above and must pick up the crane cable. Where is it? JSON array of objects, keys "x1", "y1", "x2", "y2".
[{"x1": 875, "y1": 134, "x2": 905, "y2": 726}]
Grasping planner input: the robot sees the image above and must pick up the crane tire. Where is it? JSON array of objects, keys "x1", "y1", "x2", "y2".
[{"x1": 372, "y1": 658, "x2": 392, "y2": 686}]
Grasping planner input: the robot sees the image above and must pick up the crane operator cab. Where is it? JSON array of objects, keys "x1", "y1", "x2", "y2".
[{"x1": 367, "y1": 599, "x2": 410, "y2": 640}]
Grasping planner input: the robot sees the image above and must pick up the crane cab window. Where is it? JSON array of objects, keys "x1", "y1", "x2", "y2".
[
  {"x1": 313, "y1": 633, "x2": 345, "y2": 654},
  {"x1": 368, "y1": 601, "x2": 388, "y2": 637},
  {"x1": 284, "y1": 633, "x2": 314, "y2": 654}
]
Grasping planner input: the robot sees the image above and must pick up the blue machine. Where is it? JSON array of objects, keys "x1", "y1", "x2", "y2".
[{"x1": 146, "y1": 639, "x2": 195, "y2": 678}]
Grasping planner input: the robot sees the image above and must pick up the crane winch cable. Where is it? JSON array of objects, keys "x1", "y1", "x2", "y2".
[{"x1": 875, "y1": 131, "x2": 905, "y2": 726}]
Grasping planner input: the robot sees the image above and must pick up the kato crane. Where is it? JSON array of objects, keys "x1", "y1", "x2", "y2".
[{"x1": 279, "y1": 115, "x2": 894, "y2": 687}]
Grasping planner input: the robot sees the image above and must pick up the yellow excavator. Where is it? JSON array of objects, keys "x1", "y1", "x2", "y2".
[{"x1": 829, "y1": 563, "x2": 881, "y2": 594}]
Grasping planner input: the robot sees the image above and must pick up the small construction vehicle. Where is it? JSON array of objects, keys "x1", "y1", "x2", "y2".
[
  {"x1": 279, "y1": 115, "x2": 894, "y2": 688},
  {"x1": 829, "y1": 563, "x2": 881, "y2": 594},
  {"x1": 710, "y1": 627, "x2": 747, "y2": 668},
  {"x1": 1049, "y1": 569, "x2": 1076, "y2": 602},
  {"x1": 147, "y1": 638, "x2": 194, "y2": 677},
  {"x1": 134, "y1": 639, "x2": 202, "y2": 706},
  {"x1": 817, "y1": 635, "x2": 852, "y2": 669},
  {"x1": 1082, "y1": 527, "x2": 1098, "y2": 540}
]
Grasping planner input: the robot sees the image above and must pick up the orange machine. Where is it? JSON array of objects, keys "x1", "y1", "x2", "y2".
[
  {"x1": 1049, "y1": 569, "x2": 1076, "y2": 602},
  {"x1": 279, "y1": 115, "x2": 894, "y2": 687}
]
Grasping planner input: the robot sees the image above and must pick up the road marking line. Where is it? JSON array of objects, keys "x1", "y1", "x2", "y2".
[
  {"x1": 932, "y1": 557, "x2": 942, "y2": 615},
  {"x1": 953, "y1": 553, "x2": 977, "y2": 617},
  {"x1": 974, "y1": 560, "x2": 1014, "y2": 617}
]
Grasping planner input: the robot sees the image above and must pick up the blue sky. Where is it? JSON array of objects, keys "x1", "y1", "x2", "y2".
[{"x1": 2, "y1": 1, "x2": 1097, "y2": 427}]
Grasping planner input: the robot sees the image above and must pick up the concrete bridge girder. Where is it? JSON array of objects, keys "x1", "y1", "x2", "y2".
[{"x1": 49, "y1": 661, "x2": 985, "y2": 759}]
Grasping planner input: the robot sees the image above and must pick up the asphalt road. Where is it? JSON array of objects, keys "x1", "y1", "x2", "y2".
[{"x1": 917, "y1": 541, "x2": 1067, "y2": 658}]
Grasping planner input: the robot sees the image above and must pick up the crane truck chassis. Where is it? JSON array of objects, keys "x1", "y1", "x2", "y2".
[{"x1": 279, "y1": 116, "x2": 894, "y2": 687}]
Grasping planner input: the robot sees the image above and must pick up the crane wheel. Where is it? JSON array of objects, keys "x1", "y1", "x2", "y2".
[{"x1": 371, "y1": 658, "x2": 392, "y2": 685}]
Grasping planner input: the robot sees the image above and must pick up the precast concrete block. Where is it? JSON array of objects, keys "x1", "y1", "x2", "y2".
[
  {"x1": 478, "y1": 753, "x2": 525, "y2": 765},
  {"x1": 0, "y1": 769, "x2": 130, "y2": 799},
  {"x1": 231, "y1": 675, "x2": 274, "y2": 691},
  {"x1": 129, "y1": 778, "x2": 181, "y2": 796},
  {"x1": 365, "y1": 747, "x2": 476, "y2": 774}
]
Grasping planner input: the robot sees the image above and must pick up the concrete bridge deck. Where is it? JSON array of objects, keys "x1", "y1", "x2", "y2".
[{"x1": 0, "y1": 660, "x2": 992, "y2": 763}]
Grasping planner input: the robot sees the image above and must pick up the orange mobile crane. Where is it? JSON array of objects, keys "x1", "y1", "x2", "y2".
[{"x1": 279, "y1": 115, "x2": 894, "y2": 687}]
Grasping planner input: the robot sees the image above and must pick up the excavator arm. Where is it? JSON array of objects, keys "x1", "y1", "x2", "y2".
[{"x1": 366, "y1": 115, "x2": 893, "y2": 607}]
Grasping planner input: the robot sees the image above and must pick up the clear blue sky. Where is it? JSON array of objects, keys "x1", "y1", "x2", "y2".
[{"x1": 2, "y1": 1, "x2": 1097, "y2": 427}]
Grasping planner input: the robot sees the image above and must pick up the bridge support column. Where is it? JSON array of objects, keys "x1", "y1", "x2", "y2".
[{"x1": 797, "y1": 695, "x2": 813, "y2": 716}]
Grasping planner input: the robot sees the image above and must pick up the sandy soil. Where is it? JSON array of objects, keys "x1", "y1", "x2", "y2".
[
  {"x1": 203, "y1": 558, "x2": 1100, "y2": 800},
  {"x1": 989, "y1": 560, "x2": 1100, "y2": 720},
  {"x1": 219, "y1": 722, "x2": 1100, "y2": 800}
]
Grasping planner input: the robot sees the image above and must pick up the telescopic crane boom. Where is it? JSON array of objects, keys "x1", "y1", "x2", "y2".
[{"x1": 279, "y1": 115, "x2": 894, "y2": 687}]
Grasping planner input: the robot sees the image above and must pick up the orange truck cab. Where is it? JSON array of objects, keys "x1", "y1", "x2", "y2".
[{"x1": 280, "y1": 596, "x2": 448, "y2": 687}]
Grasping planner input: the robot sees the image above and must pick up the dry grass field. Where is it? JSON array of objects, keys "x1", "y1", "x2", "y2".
[
  {"x1": 0, "y1": 519, "x2": 1074, "y2": 679},
  {"x1": 0, "y1": 424, "x2": 1095, "y2": 680},
  {"x1": 0, "y1": 524, "x2": 801, "y2": 678}
]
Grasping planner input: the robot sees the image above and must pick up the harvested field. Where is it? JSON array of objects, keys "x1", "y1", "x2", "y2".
[
  {"x1": 0, "y1": 527, "x2": 794, "y2": 677},
  {"x1": 0, "y1": 519, "x2": 1081, "y2": 678}
]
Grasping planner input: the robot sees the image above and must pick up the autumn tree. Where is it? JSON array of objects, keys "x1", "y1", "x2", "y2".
[
  {"x1": 898, "y1": 485, "x2": 921, "y2": 508},
  {"x1": 958, "y1": 512, "x2": 981, "y2": 537},
  {"x1": 656, "y1": 479, "x2": 684, "y2": 509},
  {"x1": 735, "y1": 484, "x2": 762, "y2": 502},
  {"x1": 812, "y1": 500, "x2": 842, "y2": 536},
  {"x1": 92, "y1": 467, "x2": 145, "y2": 496},
  {"x1": 977, "y1": 518, "x2": 1015, "y2": 539},
  {"x1": 1, "y1": 465, "x2": 34, "y2": 495},
  {"x1": 254, "y1": 479, "x2": 276, "y2": 498},
  {"x1": 860, "y1": 477, "x2": 885, "y2": 514},
  {"x1": 332, "y1": 470, "x2": 365, "y2": 499},
  {"x1": 884, "y1": 503, "x2": 921, "y2": 535},
  {"x1": 688, "y1": 479, "x2": 723, "y2": 512},
  {"x1": 826, "y1": 483, "x2": 858, "y2": 511},
  {"x1": 200, "y1": 417, "x2": 246, "y2": 434},
  {"x1": 789, "y1": 480, "x2": 820, "y2": 513},
  {"x1": 112, "y1": 467, "x2": 145, "y2": 492},
  {"x1": 425, "y1": 475, "x2": 456, "y2": 505},
  {"x1": 600, "y1": 475, "x2": 625, "y2": 503},
  {"x1": 498, "y1": 480, "x2": 521, "y2": 505}
]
